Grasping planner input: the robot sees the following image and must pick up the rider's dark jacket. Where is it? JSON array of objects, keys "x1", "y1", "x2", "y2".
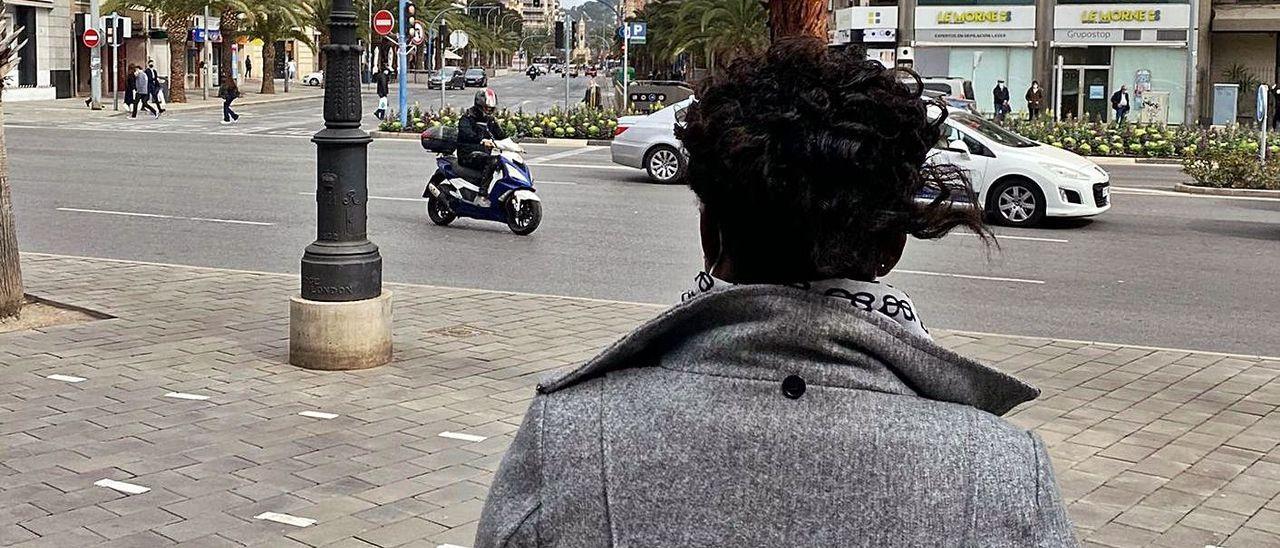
[{"x1": 457, "y1": 106, "x2": 508, "y2": 168}]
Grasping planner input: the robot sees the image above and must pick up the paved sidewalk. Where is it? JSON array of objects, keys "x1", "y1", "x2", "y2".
[
  {"x1": 2, "y1": 87, "x2": 326, "y2": 125},
  {"x1": 2, "y1": 254, "x2": 1278, "y2": 547}
]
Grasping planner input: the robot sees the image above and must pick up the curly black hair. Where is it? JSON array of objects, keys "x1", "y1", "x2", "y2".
[{"x1": 677, "y1": 37, "x2": 990, "y2": 282}]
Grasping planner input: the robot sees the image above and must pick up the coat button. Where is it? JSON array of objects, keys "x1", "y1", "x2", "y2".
[{"x1": 781, "y1": 375, "x2": 806, "y2": 399}]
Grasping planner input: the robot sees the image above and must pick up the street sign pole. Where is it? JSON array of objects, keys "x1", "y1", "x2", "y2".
[
  {"x1": 89, "y1": 0, "x2": 102, "y2": 109},
  {"x1": 398, "y1": 0, "x2": 409, "y2": 127},
  {"x1": 622, "y1": 25, "x2": 629, "y2": 113},
  {"x1": 1259, "y1": 84, "x2": 1270, "y2": 164},
  {"x1": 563, "y1": 16, "x2": 569, "y2": 111},
  {"x1": 202, "y1": 6, "x2": 210, "y2": 101},
  {"x1": 110, "y1": 13, "x2": 119, "y2": 111}
]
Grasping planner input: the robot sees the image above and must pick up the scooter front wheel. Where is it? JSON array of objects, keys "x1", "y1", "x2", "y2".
[
  {"x1": 426, "y1": 195, "x2": 456, "y2": 226},
  {"x1": 507, "y1": 200, "x2": 542, "y2": 235}
]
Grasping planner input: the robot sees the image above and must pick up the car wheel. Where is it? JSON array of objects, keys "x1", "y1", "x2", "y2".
[
  {"x1": 644, "y1": 146, "x2": 685, "y2": 184},
  {"x1": 988, "y1": 178, "x2": 1046, "y2": 227}
]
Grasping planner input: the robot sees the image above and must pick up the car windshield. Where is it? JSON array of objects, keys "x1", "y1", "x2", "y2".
[
  {"x1": 948, "y1": 112, "x2": 1038, "y2": 148},
  {"x1": 466, "y1": 69, "x2": 483, "y2": 76},
  {"x1": 441, "y1": 68, "x2": 458, "y2": 77}
]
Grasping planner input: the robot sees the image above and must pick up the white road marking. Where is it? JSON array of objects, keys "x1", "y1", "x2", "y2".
[
  {"x1": 529, "y1": 147, "x2": 597, "y2": 164},
  {"x1": 438, "y1": 545, "x2": 470, "y2": 548},
  {"x1": 535, "y1": 162, "x2": 633, "y2": 171},
  {"x1": 537, "y1": 180, "x2": 578, "y2": 185},
  {"x1": 255, "y1": 512, "x2": 316, "y2": 527},
  {"x1": 438, "y1": 431, "x2": 487, "y2": 442},
  {"x1": 164, "y1": 392, "x2": 211, "y2": 401},
  {"x1": 947, "y1": 233, "x2": 1069, "y2": 244},
  {"x1": 46, "y1": 374, "x2": 87, "y2": 383},
  {"x1": 94, "y1": 479, "x2": 150, "y2": 495},
  {"x1": 298, "y1": 411, "x2": 339, "y2": 419},
  {"x1": 57, "y1": 208, "x2": 273, "y2": 226},
  {"x1": 892, "y1": 269, "x2": 1045, "y2": 285},
  {"x1": 1110, "y1": 186, "x2": 1280, "y2": 202}
]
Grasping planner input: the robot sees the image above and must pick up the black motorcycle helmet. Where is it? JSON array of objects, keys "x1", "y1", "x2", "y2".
[{"x1": 474, "y1": 88, "x2": 497, "y2": 115}]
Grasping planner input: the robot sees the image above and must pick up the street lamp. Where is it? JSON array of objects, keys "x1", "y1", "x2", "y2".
[{"x1": 291, "y1": 0, "x2": 391, "y2": 371}]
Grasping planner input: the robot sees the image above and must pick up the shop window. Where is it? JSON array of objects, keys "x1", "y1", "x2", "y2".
[{"x1": 1156, "y1": 30, "x2": 1188, "y2": 42}]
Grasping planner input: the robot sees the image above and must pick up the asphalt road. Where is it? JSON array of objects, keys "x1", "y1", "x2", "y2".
[{"x1": 4, "y1": 82, "x2": 1277, "y2": 357}]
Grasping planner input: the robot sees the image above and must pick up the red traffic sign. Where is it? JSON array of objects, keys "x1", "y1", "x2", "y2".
[
  {"x1": 82, "y1": 28, "x2": 101, "y2": 48},
  {"x1": 373, "y1": 10, "x2": 394, "y2": 36}
]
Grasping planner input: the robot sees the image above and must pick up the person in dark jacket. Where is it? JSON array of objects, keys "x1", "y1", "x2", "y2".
[
  {"x1": 1111, "y1": 86, "x2": 1130, "y2": 125},
  {"x1": 373, "y1": 65, "x2": 390, "y2": 120},
  {"x1": 1026, "y1": 80, "x2": 1044, "y2": 120},
  {"x1": 220, "y1": 76, "x2": 241, "y2": 124},
  {"x1": 145, "y1": 59, "x2": 165, "y2": 114},
  {"x1": 457, "y1": 88, "x2": 508, "y2": 196},
  {"x1": 993, "y1": 80, "x2": 1011, "y2": 121},
  {"x1": 475, "y1": 37, "x2": 1075, "y2": 548},
  {"x1": 124, "y1": 65, "x2": 137, "y2": 114}
]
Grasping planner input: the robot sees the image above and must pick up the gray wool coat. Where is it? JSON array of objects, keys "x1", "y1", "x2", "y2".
[{"x1": 476, "y1": 285, "x2": 1077, "y2": 547}]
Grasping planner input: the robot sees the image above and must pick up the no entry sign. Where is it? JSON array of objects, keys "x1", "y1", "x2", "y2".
[
  {"x1": 373, "y1": 10, "x2": 394, "y2": 36},
  {"x1": 82, "y1": 28, "x2": 102, "y2": 48}
]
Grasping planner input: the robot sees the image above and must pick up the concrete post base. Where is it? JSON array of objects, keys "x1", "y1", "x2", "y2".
[{"x1": 289, "y1": 291, "x2": 393, "y2": 370}]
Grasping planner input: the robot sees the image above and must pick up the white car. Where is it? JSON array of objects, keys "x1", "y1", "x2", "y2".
[
  {"x1": 931, "y1": 109, "x2": 1110, "y2": 227},
  {"x1": 610, "y1": 98, "x2": 693, "y2": 183},
  {"x1": 303, "y1": 71, "x2": 323, "y2": 86}
]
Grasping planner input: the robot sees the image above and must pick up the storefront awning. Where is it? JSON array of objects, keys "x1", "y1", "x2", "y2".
[{"x1": 1214, "y1": 4, "x2": 1280, "y2": 32}]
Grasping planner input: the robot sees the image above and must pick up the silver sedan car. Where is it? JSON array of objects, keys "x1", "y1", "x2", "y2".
[{"x1": 610, "y1": 98, "x2": 693, "y2": 183}]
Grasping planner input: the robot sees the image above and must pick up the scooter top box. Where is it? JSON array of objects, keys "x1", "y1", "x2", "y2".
[{"x1": 421, "y1": 125, "x2": 458, "y2": 154}]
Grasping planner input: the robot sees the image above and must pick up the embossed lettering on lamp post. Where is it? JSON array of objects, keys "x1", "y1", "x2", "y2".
[{"x1": 289, "y1": 0, "x2": 393, "y2": 371}]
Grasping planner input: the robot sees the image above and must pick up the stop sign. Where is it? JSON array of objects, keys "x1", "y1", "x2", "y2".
[
  {"x1": 82, "y1": 28, "x2": 101, "y2": 48},
  {"x1": 373, "y1": 10, "x2": 394, "y2": 36}
]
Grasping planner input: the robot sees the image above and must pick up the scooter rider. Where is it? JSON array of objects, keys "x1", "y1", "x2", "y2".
[{"x1": 458, "y1": 88, "x2": 508, "y2": 197}]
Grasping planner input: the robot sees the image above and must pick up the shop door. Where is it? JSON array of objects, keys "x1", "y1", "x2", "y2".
[
  {"x1": 1061, "y1": 69, "x2": 1081, "y2": 120},
  {"x1": 1083, "y1": 69, "x2": 1110, "y2": 122}
]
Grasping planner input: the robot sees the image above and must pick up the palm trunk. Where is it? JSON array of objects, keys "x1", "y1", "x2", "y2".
[
  {"x1": 261, "y1": 41, "x2": 277, "y2": 94},
  {"x1": 219, "y1": 8, "x2": 238, "y2": 87},
  {"x1": 166, "y1": 17, "x2": 190, "y2": 103},
  {"x1": 0, "y1": 100, "x2": 22, "y2": 319},
  {"x1": 766, "y1": 0, "x2": 826, "y2": 41}
]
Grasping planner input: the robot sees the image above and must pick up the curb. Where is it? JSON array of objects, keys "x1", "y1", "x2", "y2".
[
  {"x1": 1173, "y1": 183, "x2": 1280, "y2": 198},
  {"x1": 370, "y1": 130, "x2": 420, "y2": 140},
  {"x1": 1087, "y1": 156, "x2": 1183, "y2": 166}
]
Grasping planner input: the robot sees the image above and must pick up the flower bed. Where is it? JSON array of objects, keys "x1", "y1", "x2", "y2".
[
  {"x1": 1001, "y1": 118, "x2": 1280, "y2": 160},
  {"x1": 378, "y1": 104, "x2": 620, "y2": 141}
]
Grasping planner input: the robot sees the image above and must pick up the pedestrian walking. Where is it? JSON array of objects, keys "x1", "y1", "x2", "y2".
[
  {"x1": 1026, "y1": 80, "x2": 1044, "y2": 120},
  {"x1": 1271, "y1": 83, "x2": 1280, "y2": 131},
  {"x1": 131, "y1": 66, "x2": 159, "y2": 119},
  {"x1": 124, "y1": 65, "x2": 137, "y2": 114},
  {"x1": 373, "y1": 65, "x2": 390, "y2": 120},
  {"x1": 286, "y1": 57, "x2": 297, "y2": 83},
  {"x1": 993, "y1": 79, "x2": 1011, "y2": 121},
  {"x1": 145, "y1": 59, "x2": 165, "y2": 115},
  {"x1": 1111, "y1": 85, "x2": 1131, "y2": 125},
  {"x1": 475, "y1": 37, "x2": 1075, "y2": 548},
  {"x1": 220, "y1": 75, "x2": 241, "y2": 125},
  {"x1": 245, "y1": 55, "x2": 253, "y2": 80}
]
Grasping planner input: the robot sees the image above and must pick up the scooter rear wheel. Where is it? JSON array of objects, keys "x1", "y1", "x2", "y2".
[
  {"x1": 426, "y1": 195, "x2": 457, "y2": 226},
  {"x1": 507, "y1": 200, "x2": 542, "y2": 235}
]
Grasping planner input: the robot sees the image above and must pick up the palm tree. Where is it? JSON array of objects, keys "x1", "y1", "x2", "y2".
[
  {"x1": 239, "y1": 0, "x2": 315, "y2": 94},
  {"x1": 638, "y1": 0, "x2": 765, "y2": 77},
  {"x1": 0, "y1": 11, "x2": 26, "y2": 319},
  {"x1": 765, "y1": 0, "x2": 825, "y2": 40},
  {"x1": 105, "y1": 0, "x2": 205, "y2": 102}
]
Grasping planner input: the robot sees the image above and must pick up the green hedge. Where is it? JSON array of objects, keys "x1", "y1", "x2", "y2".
[
  {"x1": 1001, "y1": 118, "x2": 1280, "y2": 160},
  {"x1": 379, "y1": 104, "x2": 620, "y2": 140}
]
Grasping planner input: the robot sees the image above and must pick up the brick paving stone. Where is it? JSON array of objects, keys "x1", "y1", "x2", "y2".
[
  {"x1": 356, "y1": 517, "x2": 446, "y2": 547},
  {"x1": 4, "y1": 255, "x2": 1280, "y2": 547}
]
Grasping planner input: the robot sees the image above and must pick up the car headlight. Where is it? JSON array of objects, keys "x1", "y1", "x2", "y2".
[{"x1": 1040, "y1": 163, "x2": 1089, "y2": 181}]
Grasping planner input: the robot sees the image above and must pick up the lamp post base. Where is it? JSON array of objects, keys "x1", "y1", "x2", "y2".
[{"x1": 289, "y1": 291, "x2": 393, "y2": 370}]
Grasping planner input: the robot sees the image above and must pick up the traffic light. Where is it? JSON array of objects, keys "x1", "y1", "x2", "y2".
[
  {"x1": 571, "y1": 21, "x2": 579, "y2": 46},
  {"x1": 554, "y1": 21, "x2": 565, "y2": 49},
  {"x1": 403, "y1": 2, "x2": 415, "y2": 20}
]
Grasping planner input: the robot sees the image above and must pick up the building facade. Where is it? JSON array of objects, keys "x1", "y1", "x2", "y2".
[
  {"x1": 3, "y1": 0, "x2": 73, "y2": 101},
  {"x1": 831, "y1": 0, "x2": 1268, "y2": 125},
  {"x1": 521, "y1": 0, "x2": 560, "y2": 30}
]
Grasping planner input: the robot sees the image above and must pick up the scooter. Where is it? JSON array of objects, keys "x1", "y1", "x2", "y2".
[
  {"x1": 527, "y1": 67, "x2": 539, "y2": 81},
  {"x1": 421, "y1": 129, "x2": 543, "y2": 235}
]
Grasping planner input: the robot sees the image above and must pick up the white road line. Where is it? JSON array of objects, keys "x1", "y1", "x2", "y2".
[
  {"x1": 255, "y1": 512, "x2": 316, "y2": 527},
  {"x1": 1110, "y1": 186, "x2": 1280, "y2": 202},
  {"x1": 947, "y1": 233, "x2": 1069, "y2": 244},
  {"x1": 438, "y1": 545, "x2": 470, "y2": 548},
  {"x1": 892, "y1": 269, "x2": 1045, "y2": 285},
  {"x1": 536, "y1": 162, "x2": 633, "y2": 171},
  {"x1": 57, "y1": 208, "x2": 274, "y2": 226},
  {"x1": 94, "y1": 479, "x2": 150, "y2": 495},
  {"x1": 164, "y1": 392, "x2": 211, "y2": 401},
  {"x1": 298, "y1": 411, "x2": 339, "y2": 419},
  {"x1": 46, "y1": 374, "x2": 87, "y2": 383},
  {"x1": 537, "y1": 180, "x2": 578, "y2": 185},
  {"x1": 529, "y1": 147, "x2": 597, "y2": 164},
  {"x1": 439, "y1": 431, "x2": 488, "y2": 442}
]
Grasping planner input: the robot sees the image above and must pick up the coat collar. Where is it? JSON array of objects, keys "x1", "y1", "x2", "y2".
[{"x1": 539, "y1": 285, "x2": 1038, "y2": 416}]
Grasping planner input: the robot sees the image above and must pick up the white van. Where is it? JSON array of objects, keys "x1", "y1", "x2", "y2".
[{"x1": 930, "y1": 109, "x2": 1110, "y2": 227}]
